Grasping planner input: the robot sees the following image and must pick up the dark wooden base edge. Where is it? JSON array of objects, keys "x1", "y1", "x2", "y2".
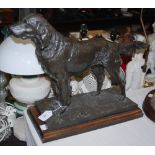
[{"x1": 28, "y1": 106, "x2": 143, "y2": 143}]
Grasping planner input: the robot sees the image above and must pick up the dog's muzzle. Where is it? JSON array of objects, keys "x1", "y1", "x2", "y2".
[{"x1": 10, "y1": 23, "x2": 27, "y2": 37}]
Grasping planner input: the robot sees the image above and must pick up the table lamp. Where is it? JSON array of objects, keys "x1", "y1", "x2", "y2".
[
  {"x1": 0, "y1": 36, "x2": 51, "y2": 141},
  {"x1": 0, "y1": 35, "x2": 51, "y2": 115}
]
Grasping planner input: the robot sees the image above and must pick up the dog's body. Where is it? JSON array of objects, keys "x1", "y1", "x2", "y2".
[{"x1": 10, "y1": 14, "x2": 147, "y2": 108}]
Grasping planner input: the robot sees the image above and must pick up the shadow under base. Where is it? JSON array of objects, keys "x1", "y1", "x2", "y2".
[{"x1": 28, "y1": 88, "x2": 143, "y2": 143}]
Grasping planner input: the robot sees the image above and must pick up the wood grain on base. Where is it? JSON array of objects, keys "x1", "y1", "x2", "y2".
[{"x1": 28, "y1": 106, "x2": 143, "y2": 143}]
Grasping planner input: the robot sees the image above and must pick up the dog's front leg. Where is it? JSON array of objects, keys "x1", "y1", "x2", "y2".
[
  {"x1": 48, "y1": 74, "x2": 71, "y2": 115},
  {"x1": 51, "y1": 80, "x2": 60, "y2": 100},
  {"x1": 57, "y1": 73, "x2": 71, "y2": 107}
]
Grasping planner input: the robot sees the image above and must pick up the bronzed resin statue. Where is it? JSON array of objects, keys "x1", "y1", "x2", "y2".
[{"x1": 9, "y1": 14, "x2": 147, "y2": 112}]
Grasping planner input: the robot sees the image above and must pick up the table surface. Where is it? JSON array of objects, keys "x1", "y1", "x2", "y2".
[{"x1": 24, "y1": 86, "x2": 155, "y2": 146}]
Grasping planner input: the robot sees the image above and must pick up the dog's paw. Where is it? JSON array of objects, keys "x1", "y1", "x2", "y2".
[
  {"x1": 117, "y1": 95, "x2": 125, "y2": 101},
  {"x1": 49, "y1": 99, "x2": 67, "y2": 116},
  {"x1": 92, "y1": 91, "x2": 101, "y2": 96}
]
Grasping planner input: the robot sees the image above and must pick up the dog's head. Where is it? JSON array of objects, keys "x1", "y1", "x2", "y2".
[{"x1": 9, "y1": 14, "x2": 53, "y2": 49}]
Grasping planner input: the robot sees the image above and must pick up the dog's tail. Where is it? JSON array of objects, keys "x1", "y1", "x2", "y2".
[{"x1": 119, "y1": 41, "x2": 148, "y2": 55}]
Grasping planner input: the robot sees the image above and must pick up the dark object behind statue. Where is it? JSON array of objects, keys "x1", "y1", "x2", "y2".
[
  {"x1": 9, "y1": 14, "x2": 147, "y2": 110},
  {"x1": 143, "y1": 89, "x2": 155, "y2": 122}
]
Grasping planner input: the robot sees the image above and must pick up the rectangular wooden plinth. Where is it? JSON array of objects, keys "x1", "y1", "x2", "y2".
[{"x1": 28, "y1": 106, "x2": 143, "y2": 143}]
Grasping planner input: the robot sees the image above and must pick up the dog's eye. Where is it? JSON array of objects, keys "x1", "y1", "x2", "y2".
[
  {"x1": 41, "y1": 29, "x2": 45, "y2": 34},
  {"x1": 36, "y1": 22, "x2": 45, "y2": 34},
  {"x1": 40, "y1": 27, "x2": 45, "y2": 34}
]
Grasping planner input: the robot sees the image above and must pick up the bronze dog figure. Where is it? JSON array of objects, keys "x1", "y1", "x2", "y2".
[{"x1": 9, "y1": 14, "x2": 147, "y2": 110}]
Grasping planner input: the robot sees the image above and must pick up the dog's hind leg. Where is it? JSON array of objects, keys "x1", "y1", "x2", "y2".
[
  {"x1": 91, "y1": 65, "x2": 105, "y2": 95},
  {"x1": 106, "y1": 67, "x2": 126, "y2": 98}
]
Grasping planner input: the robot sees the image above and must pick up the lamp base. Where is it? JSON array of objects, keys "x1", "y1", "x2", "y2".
[
  {"x1": 9, "y1": 76, "x2": 51, "y2": 105},
  {"x1": 13, "y1": 116, "x2": 26, "y2": 142},
  {"x1": 14, "y1": 101, "x2": 29, "y2": 115}
]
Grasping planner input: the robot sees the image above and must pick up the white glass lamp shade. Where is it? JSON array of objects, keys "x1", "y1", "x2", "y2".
[{"x1": 0, "y1": 36, "x2": 44, "y2": 75}]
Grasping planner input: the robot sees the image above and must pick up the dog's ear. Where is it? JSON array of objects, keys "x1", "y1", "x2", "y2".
[{"x1": 23, "y1": 13, "x2": 45, "y2": 23}]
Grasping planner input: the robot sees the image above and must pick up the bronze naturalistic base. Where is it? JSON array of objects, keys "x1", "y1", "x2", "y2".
[
  {"x1": 28, "y1": 89, "x2": 143, "y2": 143},
  {"x1": 143, "y1": 89, "x2": 155, "y2": 122}
]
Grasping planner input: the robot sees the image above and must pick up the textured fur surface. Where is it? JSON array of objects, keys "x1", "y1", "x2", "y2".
[{"x1": 9, "y1": 14, "x2": 147, "y2": 107}]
